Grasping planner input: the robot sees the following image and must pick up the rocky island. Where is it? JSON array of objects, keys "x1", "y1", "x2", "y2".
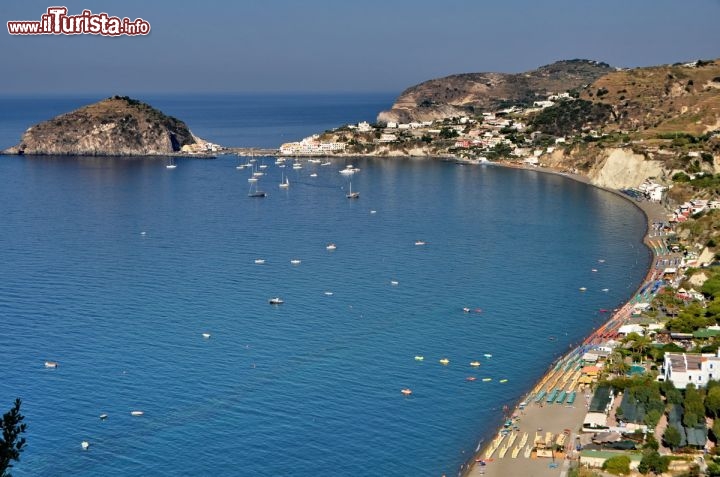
[{"x1": 3, "y1": 95, "x2": 213, "y2": 156}]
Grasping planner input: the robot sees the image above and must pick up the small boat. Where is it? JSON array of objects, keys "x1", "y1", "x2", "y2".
[
  {"x1": 253, "y1": 171, "x2": 265, "y2": 177},
  {"x1": 248, "y1": 177, "x2": 258, "y2": 183},
  {"x1": 254, "y1": 259, "x2": 265, "y2": 264},
  {"x1": 258, "y1": 164, "x2": 268, "y2": 170},
  {"x1": 482, "y1": 378, "x2": 492, "y2": 382},
  {"x1": 401, "y1": 388, "x2": 412, "y2": 395},
  {"x1": 166, "y1": 159, "x2": 177, "y2": 169},
  {"x1": 130, "y1": 410, "x2": 144, "y2": 416},
  {"x1": 601, "y1": 288, "x2": 609, "y2": 292},
  {"x1": 339, "y1": 165, "x2": 357, "y2": 175},
  {"x1": 346, "y1": 181, "x2": 359, "y2": 199},
  {"x1": 324, "y1": 291, "x2": 334, "y2": 296},
  {"x1": 579, "y1": 287, "x2": 587, "y2": 291},
  {"x1": 279, "y1": 174, "x2": 289, "y2": 189},
  {"x1": 414, "y1": 356, "x2": 424, "y2": 361},
  {"x1": 99, "y1": 414, "x2": 108, "y2": 420},
  {"x1": 439, "y1": 358, "x2": 450, "y2": 365},
  {"x1": 470, "y1": 361, "x2": 481, "y2": 367},
  {"x1": 499, "y1": 379, "x2": 508, "y2": 383},
  {"x1": 292, "y1": 163, "x2": 302, "y2": 169},
  {"x1": 248, "y1": 191, "x2": 267, "y2": 198},
  {"x1": 290, "y1": 259, "x2": 301, "y2": 265},
  {"x1": 202, "y1": 333, "x2": 211, "y2": 339},
  {"x1": 321, "y1": 161, "x2": 331, "y2": 166},
  {"x1": 483, "y1": 354, "x2": 492, "y2": 358},
  {"x1": 463, "y1": 307, "x2": 471, "y2": 313},
  {"x1": 326, "y1": 243, "x2": 337, "y2": 251},
  {"x1": 310, "y1": 173, "x2": 318, "y2": 178},
  {"x1": 390, "y1": 280, "x2": 399, "y2": 286},
  {"x1": 248, "y1": 181, "x2": 266, "y2": 198},
  {"x1": 591, "y1": 268, "x2": 598, "y2": 272},
  {"x1": 268, "y1": 297, "x2": 284, "y2": 305},
  {"x1": 414, "y1": 240, "x2": 426, "y2": 246},
  {"x1": 598, "y1": 259, "x2": 606, "y2": 263},
  {"x1": 44, "y1": 361, "x2": 58, "y2": 369},
  {"x1": 466, "y1": 377, "x2": 477, "y2": 382},
  {"x1": 370, "y1": 210, "x2": 377, "y2": 214},
  {"x1": 81, "y1": 441, "x2": 90, "y2": 450}
]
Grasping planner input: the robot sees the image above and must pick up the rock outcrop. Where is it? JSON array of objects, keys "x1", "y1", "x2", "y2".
[
  {"x1": 4, "y1": 96, "x2": 197, "y2": 156},
  {"x1": 378, "y1": 60, "x2": 614, "y2": 123}
]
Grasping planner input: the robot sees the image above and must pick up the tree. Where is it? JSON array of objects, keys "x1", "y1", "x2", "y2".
[
  {"x1": 707, "y1": 386, "x2": 720, "y2": 418},
  {"x1": 683, "y1": 384, "x2": 705, "y2": 427},
  {"x1": 1, "y1": 399, "x2": 27, "y2": 477},
  {"x1": 663, "y1": 425, "x2": 682, "y2": 450},
  {"x1": 644, "y1": 409, "x2": 662, "y2": 429},
  {"x1": 602, "y1": 455, "x2": 631, "y2": 475},
  {"x1": 713, "y1": 419, "x2": 720, "y2": 443},
  {"x1": 638, "y1": 449, "x2": 670, "y2": 475}
]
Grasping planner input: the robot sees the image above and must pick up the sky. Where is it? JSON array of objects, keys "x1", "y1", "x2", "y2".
[{"x1": 1, "y1": 0, "x2": 719, "y2": 95}]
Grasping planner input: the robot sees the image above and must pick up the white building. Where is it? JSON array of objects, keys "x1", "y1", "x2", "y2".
[
  {"x1": 280, "y1": 136, "x2": 346, "y2": 155},
  {"x1": 663, "y1": 350, "x2": 720, "y2": 388},
  {"x1": 358, "y1": 121, "x2": 373, "y2": 132}
]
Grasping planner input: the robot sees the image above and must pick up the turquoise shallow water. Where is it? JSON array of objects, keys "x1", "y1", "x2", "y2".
[{"x1": 0, "y1": 95, "x2": 650, "y2": 476}]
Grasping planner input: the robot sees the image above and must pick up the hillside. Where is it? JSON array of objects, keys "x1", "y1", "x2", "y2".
[
  {"x1": 377, "y1": 59, "x2": 614, "y2": 123},
  {"x1": 4, "y1": 96, "x2": 198, "y2": 156},
  {"x1": 579, "y1": 59, "x2": 720, "y2": 137}
]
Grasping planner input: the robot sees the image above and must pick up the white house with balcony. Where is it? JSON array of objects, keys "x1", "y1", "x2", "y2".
[{"x1": 663, "y1": 351, "x2": 720, "y2": 388}]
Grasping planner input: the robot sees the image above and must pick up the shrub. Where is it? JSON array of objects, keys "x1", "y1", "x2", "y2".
[{"x1": 602, "y1": 455, "x2": 631, "y2": 475}]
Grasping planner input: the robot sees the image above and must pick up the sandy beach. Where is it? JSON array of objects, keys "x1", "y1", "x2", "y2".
[{"x1": 462, "y1": 164, "x2": 671, "y2": 477}]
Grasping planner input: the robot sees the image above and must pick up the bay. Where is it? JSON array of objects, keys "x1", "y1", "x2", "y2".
[{"x1": 0, "y1": 94, "x2": 650, "y2": 476}]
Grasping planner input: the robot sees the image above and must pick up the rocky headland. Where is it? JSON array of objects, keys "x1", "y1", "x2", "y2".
[{"x1": 3, "y1": 96, "x2": 203, "y2": 156}]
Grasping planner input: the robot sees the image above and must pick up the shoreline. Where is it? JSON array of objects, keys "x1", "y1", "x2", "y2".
[{"x1": 459, "y1": 162, "x2": 668, "y2": 477}]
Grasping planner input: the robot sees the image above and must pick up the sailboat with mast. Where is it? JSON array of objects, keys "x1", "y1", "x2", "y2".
[
  {"x1": 346, "y1": 181, "x2": 359, "y2": 199},
  {"x1": 248, "y1": 180, "x2": 266, "y2": 198},
  {"x1": 279, "y1": 172, "x2": 289, "y2": 189}
]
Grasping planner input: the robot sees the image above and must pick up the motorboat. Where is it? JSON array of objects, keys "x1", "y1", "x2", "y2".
[
  {"x1": 254, "y1": 259, "x2": 266, "y2": 264},
  {"x1": 484, "y1": 354, "x2": 492, "y2": 358},
  {"x1": 414, "y1": 356, "x2": 424, "y2": 361},
  {"x1": 81, "y1": 441, "x2": 90, "y2": 450},
  {"x1": 482, "y1": 378, "x2": 492, "y2": 382},
  {"x1": 130, "y1": 410, "x2": 144, "y2": 416},
  {"x1": 326, "y1": 243, "x2": 337, "y2": 250},
  {"x1": 44, "y1": 361, "x2": 58, "y2": 369},
  {"x1": 324, "y1": 291, "x2": 334, "y2": 296},
  {"x1": 439, "y1": 358, "x2": 449, "y2": 365},
  {"x1": 390, "y1": 280, "x2": 399, "y2": 286},
  {"x1": 470, "y1": 361, "x2": 481, "y2": 367},
  {"x1": 202, "y1": 333, "x2": 211, "y2": 339},
  {"x1": 466, "y1": 377, "x2": 477, "y2": 382},
  {"x1": 414, "y1": 240, "x2": 426, "y2": 246},
  {"x1": 579, "y1": 287, "x2": 587, "y2": 291},
  {"x1": 499, "y1": 379, "x2": 508, "y2": 383},
  {"x1": 99, "y1": 414, "x2": 108, "y2": 420},
  {"x1": 401, "y1": 388, "x2": 412, "y2": 395},
  {"x1": 290, "y1": 259, "x2": 301, "y2": 265},
  {"x1": 268, "y1": 297, "x2": 284, "y2": 305},
  {"x1": 310, "y1": 173, "x2": 318, "y2": 178}
]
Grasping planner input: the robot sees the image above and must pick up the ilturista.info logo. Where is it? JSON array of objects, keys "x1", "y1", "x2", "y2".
[{"x1": 7, "y1": 7, "x2": 150, "y2": 36}]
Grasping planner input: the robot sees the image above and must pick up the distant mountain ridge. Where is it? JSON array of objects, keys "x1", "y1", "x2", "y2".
[
  {"x1": 377, "y1": 59, "x2": 615, "y2": 123},
  {"x1": 4, "y1": 96, "x2": 198, "y2": 156}
]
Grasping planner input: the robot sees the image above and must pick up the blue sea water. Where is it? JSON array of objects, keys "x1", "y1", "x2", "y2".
[{"x1": 0, "y1": 95, "x2": 650, "y2": 476}]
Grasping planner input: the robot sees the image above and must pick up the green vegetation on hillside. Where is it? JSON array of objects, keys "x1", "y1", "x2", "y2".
[{"x1": 529, "y1": 100, "x2": 613, "y2": 136}]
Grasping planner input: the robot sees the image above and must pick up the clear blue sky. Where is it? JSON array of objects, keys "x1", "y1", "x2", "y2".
[{"x1": 1, "y1": 0, "x2": 719, "y2": 95}]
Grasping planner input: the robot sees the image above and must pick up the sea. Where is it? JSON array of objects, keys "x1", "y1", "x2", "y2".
[{"x1": 0, "y1": 93, "x2": 651, "y2": 476}]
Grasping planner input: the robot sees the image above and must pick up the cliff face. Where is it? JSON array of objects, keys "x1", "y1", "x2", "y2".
[
  {"x1": 378, "y1": 60, "x2": 614, "y2": 123},
  {"x1": 4, "y1": 96, "x2": 197, "y2": 156}
]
